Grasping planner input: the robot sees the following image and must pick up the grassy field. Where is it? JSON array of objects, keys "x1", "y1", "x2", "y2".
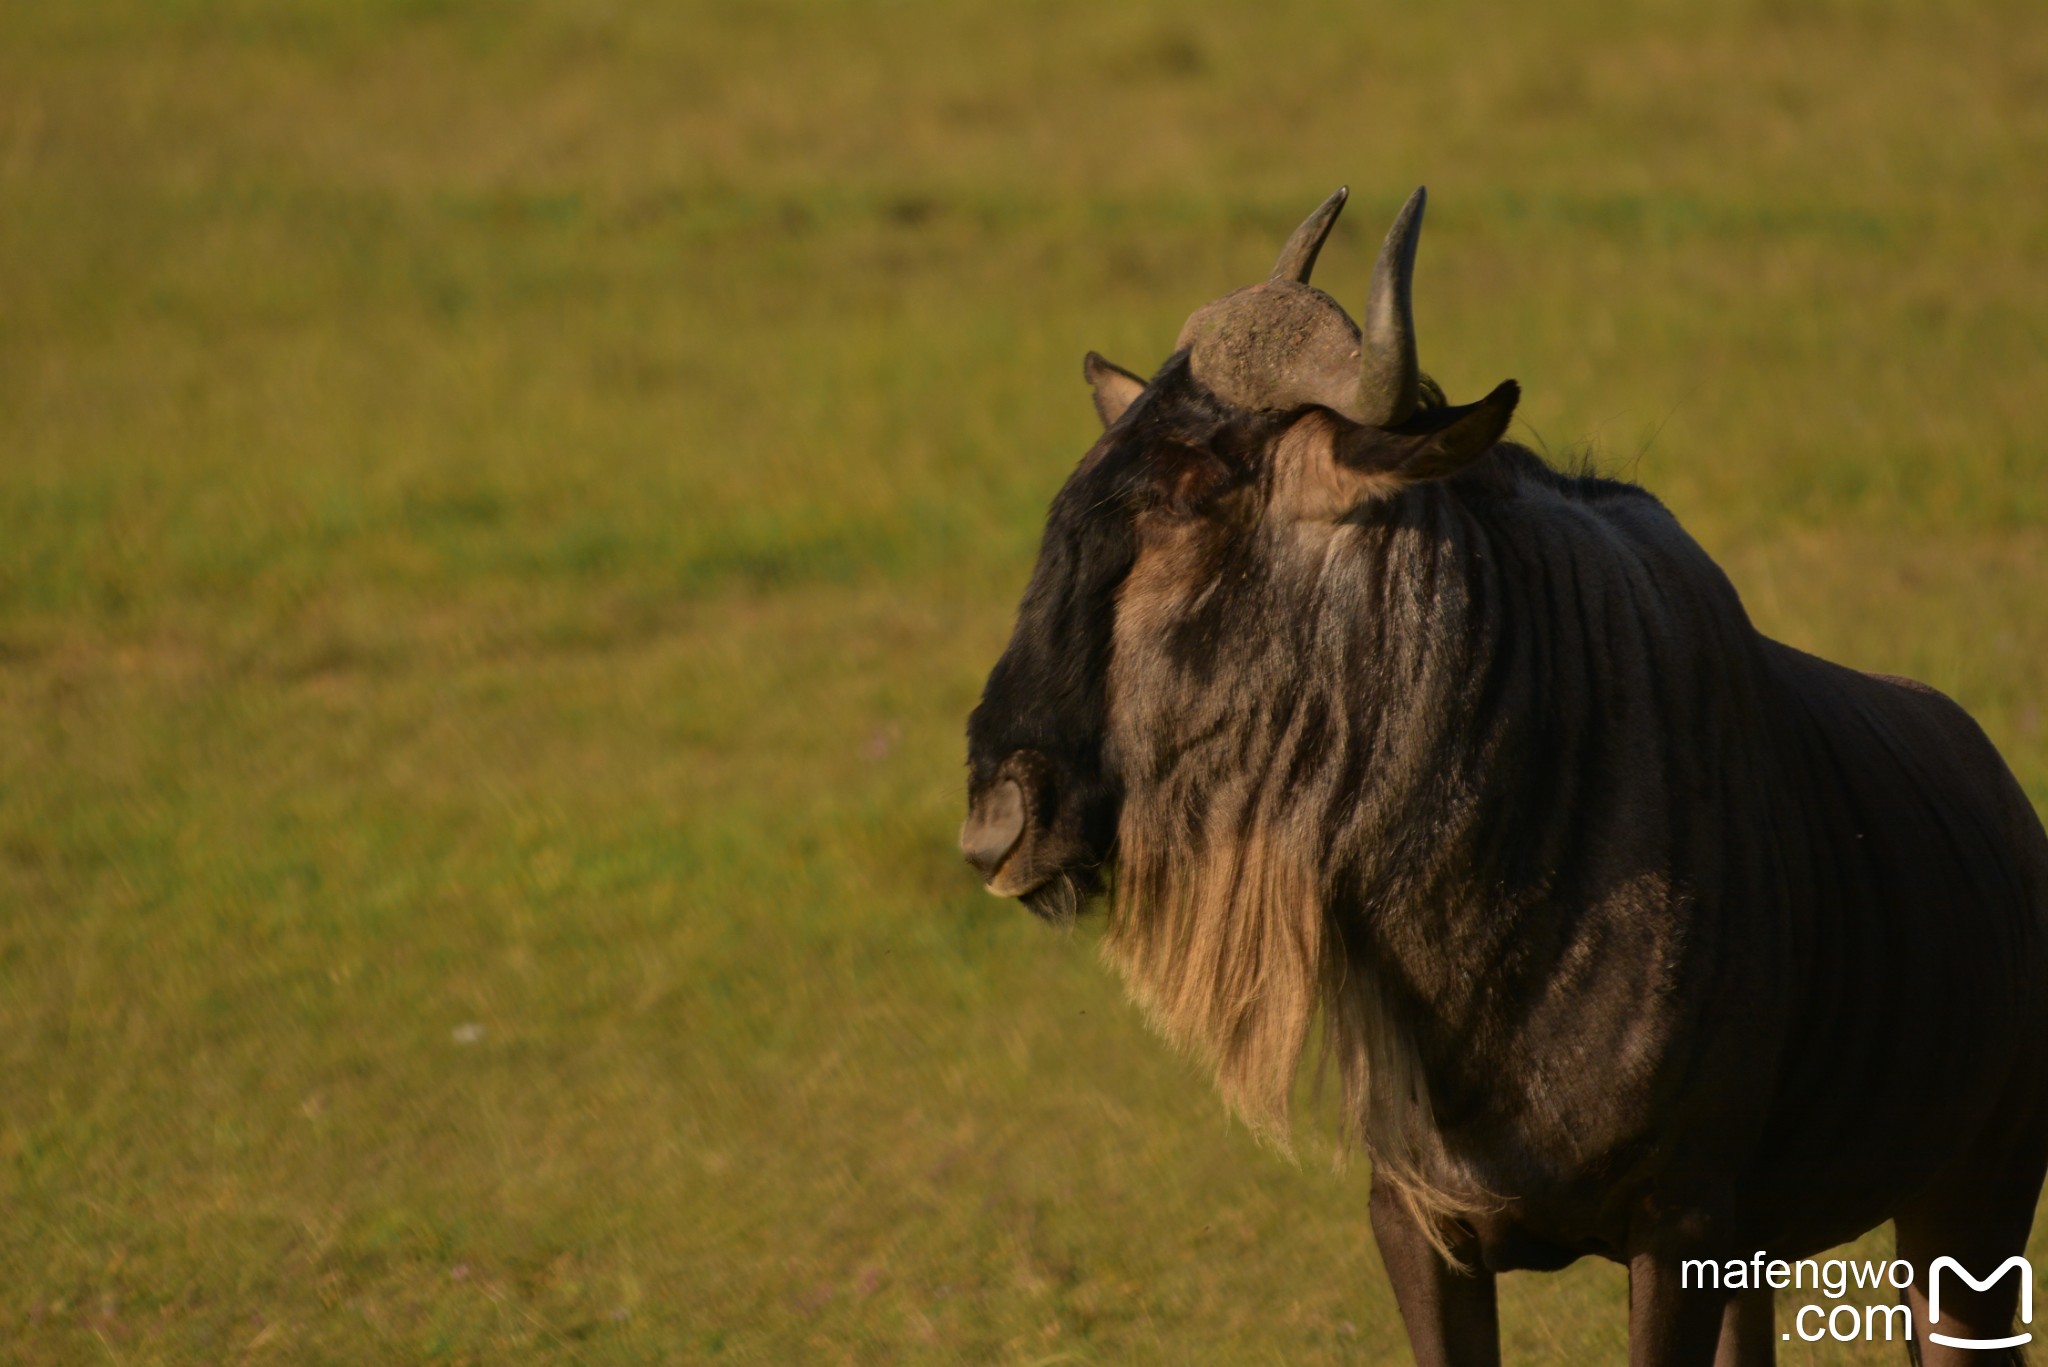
[{"x1": 3, "y1": 0, "x2": 2047, "y2": 1362}]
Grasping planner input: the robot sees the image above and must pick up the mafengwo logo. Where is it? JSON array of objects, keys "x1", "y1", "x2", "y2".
[
  {"x1": 1928, "y1": 1256, "x2": 2033, "y2": 1351},
  {"x1": 1682, "y1": 1252, "x2": 2035, "y2": 1346}
]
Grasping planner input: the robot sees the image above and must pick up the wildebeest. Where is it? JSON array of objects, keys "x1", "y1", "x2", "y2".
[{"x1": 960, "y1": 186, "x2": 2048, "y2": 1365}]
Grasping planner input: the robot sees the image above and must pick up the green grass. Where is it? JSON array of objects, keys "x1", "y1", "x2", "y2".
[{"x1": 2, "y1": 0, "x2": 2047, "y2": 1361}]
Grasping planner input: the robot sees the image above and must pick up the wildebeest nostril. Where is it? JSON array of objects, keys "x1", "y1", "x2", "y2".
[{"x1": 960, "y1": 778, "x2": 1027, "y2": 878}]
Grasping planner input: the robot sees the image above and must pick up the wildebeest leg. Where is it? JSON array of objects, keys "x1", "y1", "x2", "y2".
[
  {"x1": 1894, "y1": 1149, "x2": 2046, "y2": 1367},
  {"x1": 1369, "y1": 1178, "x2": 1499, "y2": 1367},
  {"x1": 1712, "y1": 1288, "x2": 1775, "y2": 1367},
  {"x1": 1628, "y1": 1252, "x2": 1730, "y2": 1367}
]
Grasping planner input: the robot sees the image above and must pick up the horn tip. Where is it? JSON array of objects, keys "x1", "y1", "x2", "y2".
[{"x1": 1384, "y1": 186, "x2": 1427, "y2": 243}]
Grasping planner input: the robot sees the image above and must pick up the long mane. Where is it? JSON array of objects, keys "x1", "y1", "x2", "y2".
[
  {"x1": 1105, "y1": 795, "x2": 1482, "y2": 1245},
  {"x1": 1097, "y1": 463, "x2": 1547, "y2": 1247}
]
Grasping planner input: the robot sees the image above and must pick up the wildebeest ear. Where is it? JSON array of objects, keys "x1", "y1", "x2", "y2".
[
  {"x1": 1341, "y1": 379, "x2": 1521, "y2": 483},
  {"x1": 1271, "y1": 380, "x2": 1520, "y2": 522},
  {"x1": 1083, "y1": 351, "x2": 1146, "y2": 428}
]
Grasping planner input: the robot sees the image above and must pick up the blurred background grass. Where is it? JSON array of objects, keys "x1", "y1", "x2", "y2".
[{"x1": 2, "y1": 0, "x2": 2046, "y2": 1362}]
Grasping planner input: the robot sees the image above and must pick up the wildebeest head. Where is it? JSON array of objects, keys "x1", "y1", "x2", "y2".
[{"x1": 962, "y1": 187, "x2": 1519, "y2": 922}]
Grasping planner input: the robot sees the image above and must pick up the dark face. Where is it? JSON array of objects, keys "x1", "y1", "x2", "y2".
[
  {"x1": 960, "y1": 186, "x2": 1520, "y2": 920},
  {"x1": 960, "y1": 357, "x2": 1289, "y2": 918},
  {"x1": 960, "y1": 357, "x2": 1521, "y2": 919}
]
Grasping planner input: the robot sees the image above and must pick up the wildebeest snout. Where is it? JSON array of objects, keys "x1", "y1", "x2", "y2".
[{"x1": 960, "y1": 778, "x2": 1028, "y2": 885}]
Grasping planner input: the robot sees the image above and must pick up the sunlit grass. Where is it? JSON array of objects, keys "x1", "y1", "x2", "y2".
[{"x1": 2, "y1": 0, "x2": 2046, "y2": 1361}]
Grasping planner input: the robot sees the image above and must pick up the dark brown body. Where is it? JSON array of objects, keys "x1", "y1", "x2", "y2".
[
  {"x1": 1112, "y1": 443, "x2": 2048, "y2": 1343},
  {"x1": 1304, "y1": 476, "x2": 2048, "y2": 1270},
  {"x1": 961, "y1": 187, "x2": 2048, "y2": 1365},
  {"x1": 1293, "y1": 470, "x2": 2048, "y2": 1367}
]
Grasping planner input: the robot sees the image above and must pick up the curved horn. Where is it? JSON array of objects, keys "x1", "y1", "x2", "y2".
[
  {"x1": 1357, "y1": 186, "x2": 1425, "y2": 426},
  {"x1": 1269, "y1": 186, "x2": 1348, "y2": 284}
]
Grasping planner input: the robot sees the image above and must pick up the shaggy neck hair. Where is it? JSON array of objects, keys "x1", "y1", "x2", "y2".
[{"x1": 1100, "y1": 444, "x2": 1715, "y2": 1243}]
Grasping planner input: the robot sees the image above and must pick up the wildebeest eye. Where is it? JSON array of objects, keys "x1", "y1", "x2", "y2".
[{"x1": 1142, "y1": 444, "x2": 1236, "y2": 517}]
